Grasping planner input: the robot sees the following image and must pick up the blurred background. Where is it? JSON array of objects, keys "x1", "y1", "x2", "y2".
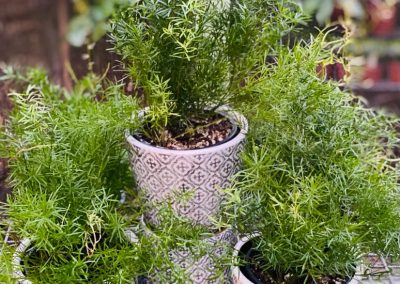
[
  {"x1": 0, "y1": 0, "x2": 125, "y2": 200},
  {"x1": 1, "y1": 0, "x2": 400, "y2": 200},
  {"x1": 1, "y1": 1, "x2": 400, "y2": 107},
  {"x1": 297, "y1": 0, "x2": 400, "y2": 112}
]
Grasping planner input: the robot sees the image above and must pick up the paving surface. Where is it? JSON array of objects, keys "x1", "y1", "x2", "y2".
[{"x1": 351, "y1": 255, "x2": 400, "y2": 284}]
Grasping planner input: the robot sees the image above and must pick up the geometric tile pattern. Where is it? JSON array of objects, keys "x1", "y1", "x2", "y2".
[
  {"x1": 127, "y1": 110, "x2": 248, "y2": 227},
  {"x1": 167, "y1": 229, "x2": 237, "y2": 284}
]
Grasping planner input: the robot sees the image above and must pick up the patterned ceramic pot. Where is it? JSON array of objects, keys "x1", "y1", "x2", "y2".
[
  {"x1": 127, "y1": 107, "x2": 248, "y2": 227},
  {"x1": 165, "y1": 229, "x2": 237, "y2": 284},
  {"x1": 131, "y1": 219, "x2": 238, "y2": 284}
]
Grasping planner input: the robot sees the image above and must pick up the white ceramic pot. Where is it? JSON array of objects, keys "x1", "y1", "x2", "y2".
[
  {"x1": 125, "y1": 218, "x2": 238, "y2": 284},
  {"x1": 231, "y1": 235, "x2": 258, "y2": 284},
  {"x1": 12, "y1": 238, "x2": 33, "y2": 284},
  {"x1": 127, "y1": 107, "x2": 248, "y2": 227}
]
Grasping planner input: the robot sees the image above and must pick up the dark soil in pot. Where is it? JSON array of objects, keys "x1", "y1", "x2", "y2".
[
  {"x1": 238, "y1": 239, "x2": 352, "y2": 284},
  {"x1": 134, "y1": 112, "x2": 238, "y2": 150}
]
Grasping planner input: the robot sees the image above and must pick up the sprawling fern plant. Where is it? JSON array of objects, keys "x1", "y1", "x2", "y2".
[
  {"x1": 223, "y1": 37, "x2": 400, "y2": 282},
  {"x1": 0, "y1": 69, "x2": 143, "y2": 283}
]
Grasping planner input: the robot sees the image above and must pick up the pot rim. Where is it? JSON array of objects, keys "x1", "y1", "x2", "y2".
[
  {"x1": 12, "y1": 238, "x2": 33, "y2": 284},
  {"x1": 126, "y1": 107, "x2": 248, "y2": 155},
  {"x1": 231, "y1": 234, "x2": 260, "y2": 284}
]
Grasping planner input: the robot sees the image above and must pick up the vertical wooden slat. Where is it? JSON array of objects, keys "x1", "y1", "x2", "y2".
[
  {"x1": 0, "y1": 0, "x2": 61, "y2": 81},
  {"x1": 57, "y1": 0, "x2": 72, "y2": 90}
]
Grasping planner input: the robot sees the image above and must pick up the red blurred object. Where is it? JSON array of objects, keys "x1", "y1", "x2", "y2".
[
  {"x1": 331, "y1": 6, "x2": 345, "y2": 22},
  {"x1": 364, "y1": 62, "x2": 383, "y2": 82},
  {"x1": 335, "y1": 63, "x2": 345, "y2": 80},
  {"x1": 367, "y1": 0, "x2": 397, "y2": 36},
  {"x1": 316, "y1": 63, "x2": 345, "y2": 81},
  {"x1": 389, "y1": 60, "x2": 400, "y2": 82},
  {"x1": 325, "y1": 64, "x2": 334, "y2": 79}
]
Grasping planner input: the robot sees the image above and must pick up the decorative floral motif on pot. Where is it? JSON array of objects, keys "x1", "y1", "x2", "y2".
[{"x1": 135, "y1": 222, "x2": 238, "y2": 284}]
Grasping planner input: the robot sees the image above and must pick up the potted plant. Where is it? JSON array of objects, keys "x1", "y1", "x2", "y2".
[
  {"x1": 110, "y1": 0, "x2": 304, "y2": 227},
  {"x1": 0, "y1": 69, "x2": 146, "y2": 283},
  {"x1": 224, "y1": 38, "x2": 400, "y2": 283}
]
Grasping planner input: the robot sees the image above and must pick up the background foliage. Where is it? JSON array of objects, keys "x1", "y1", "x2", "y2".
[{"x1": 68, "y1": 0, "x2": 131, "y2": 46}]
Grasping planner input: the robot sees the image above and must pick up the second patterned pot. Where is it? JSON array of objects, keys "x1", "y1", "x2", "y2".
[{"x1": 127, "y1": 217, "x2": 238, "y2": 284}]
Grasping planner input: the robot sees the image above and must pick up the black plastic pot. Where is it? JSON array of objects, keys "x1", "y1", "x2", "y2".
[{"x1": 233, "y1": 236, "x2": 354, "y2": 284}]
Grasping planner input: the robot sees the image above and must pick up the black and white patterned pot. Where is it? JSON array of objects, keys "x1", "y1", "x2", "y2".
[
  {"x1": 127, "y1": 107, "x2": 248, "y2": 227},
  {"x1": 165, "y1": 229, "x2": 237, "y2": 284}
]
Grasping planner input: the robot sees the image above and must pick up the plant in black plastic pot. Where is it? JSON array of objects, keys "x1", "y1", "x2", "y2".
[
  {"x1": 224, "y1": 38, "x2": 400, "y2": 284},
  {"x1": 110, "y1": 0, "x2": 304, "y2": 227}
]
